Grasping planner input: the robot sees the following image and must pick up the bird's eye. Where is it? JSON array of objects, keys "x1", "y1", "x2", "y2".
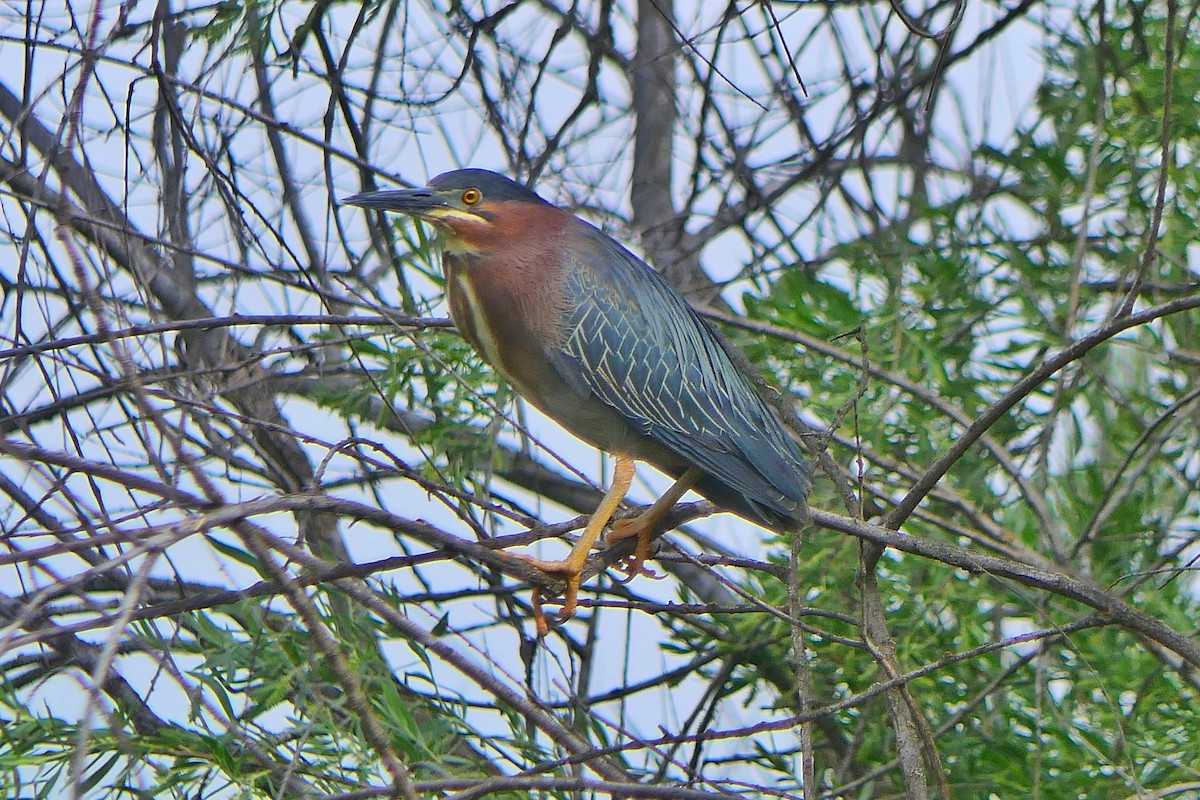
[{"x1": 461, "y1": 188, "x2": 482, "y2": 205}]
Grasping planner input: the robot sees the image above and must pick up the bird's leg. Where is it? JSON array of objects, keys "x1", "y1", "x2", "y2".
[
  {"x1": 520, "y1": 456, "x2": 635, "y2": 634},
  {"x1": 608, "y1": 466, "x2": 704, "y2": 581}
]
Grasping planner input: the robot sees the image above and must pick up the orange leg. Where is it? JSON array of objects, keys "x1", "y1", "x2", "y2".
[
  {"x1": 607, "y1": 466, "x2": 703, "y2": 582},
  {"x1": 520, "y1": 456, "x2": 636, "y2": 634}
]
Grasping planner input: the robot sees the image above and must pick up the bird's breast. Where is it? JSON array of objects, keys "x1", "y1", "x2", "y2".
[
  {"x1": 446, "y1": 268, "x2": 506, "y2": 371},
  {"x1": 443, "y1": 253, "x2": 565, "y2": 400}
]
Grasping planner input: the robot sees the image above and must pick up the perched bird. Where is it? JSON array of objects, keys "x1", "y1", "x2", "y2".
[{"x1": 344, "y1": 169, "x2": 810, "y2": 632}]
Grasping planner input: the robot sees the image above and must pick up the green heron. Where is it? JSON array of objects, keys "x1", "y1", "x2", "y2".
[{"x1": 345, "y1": 169, "x2": 811, "y2": 632}]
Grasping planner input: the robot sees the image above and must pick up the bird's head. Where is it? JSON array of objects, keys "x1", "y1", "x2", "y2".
[{"x1": 343, "y1": 169, "x2": 553, "y2": 254}]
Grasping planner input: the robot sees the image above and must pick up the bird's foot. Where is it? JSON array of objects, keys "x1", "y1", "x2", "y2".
[
  {"x1": 614, "y1": 557, "x2": 662, "y2": 583},
  {"x1": 515, "y1": 457, "x2": 636, "y2": 635},
  {"x1": 607, "y1": 517, "x2": 661, "y2": 583},
  {"x1": 513, "y1": 554, "x2": 584, "y2": 636}
]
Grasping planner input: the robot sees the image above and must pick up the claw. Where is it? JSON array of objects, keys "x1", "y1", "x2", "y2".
[
  {"x1": 515, "y1": 553, "x2": 584, "y2": 633},
  {"x1": 529, "y1": 585, "x2": 550, "y2": 636},
  {"x1": 607, "y1": 515, "x2": 656, "y2": 582},
  {"x1": 615, "y1": 556, "x2": 662, "y2": 583}
]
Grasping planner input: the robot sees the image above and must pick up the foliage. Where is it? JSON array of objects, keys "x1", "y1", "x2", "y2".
[{"x1": 1, "y1": 1, "x2": 1197, "y2": 799}]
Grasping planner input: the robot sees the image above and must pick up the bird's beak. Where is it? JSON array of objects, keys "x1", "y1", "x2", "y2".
[
  {"x1": 341, "y1": 188, "x2": 484, "y2": 227},
  {"x1": 342, "y1": 187, "x2": 442, "y2": 214}
]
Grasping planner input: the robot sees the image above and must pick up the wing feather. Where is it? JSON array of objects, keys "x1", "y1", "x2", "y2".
[{"x1": 547, "y1": 223, "x2": 811, "y2": 522}]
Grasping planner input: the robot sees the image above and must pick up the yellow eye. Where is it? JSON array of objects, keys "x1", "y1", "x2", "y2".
[{"x1": 461, "y1": 188, "x2": 482, "y2": 205}]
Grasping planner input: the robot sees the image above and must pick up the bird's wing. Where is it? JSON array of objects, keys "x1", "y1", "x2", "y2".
[{"x1": 546, "y1": 223, "x2": 811, "y2": 521}]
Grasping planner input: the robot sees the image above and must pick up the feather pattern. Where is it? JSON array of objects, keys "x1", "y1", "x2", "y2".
[{"x1": 547, "y1": 221, "x2": 812, "y2": 525}]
